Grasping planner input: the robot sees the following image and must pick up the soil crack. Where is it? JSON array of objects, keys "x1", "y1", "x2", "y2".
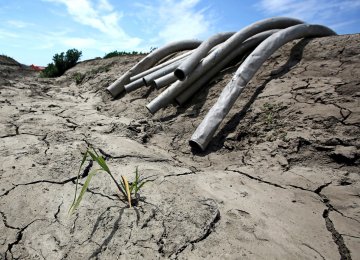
[
  {"x1": 5, "y1": 219, "x2": 44, "y2": 260},
  {"x1": 323, "y1": 209, "x2": 352, "y2": 260},
  {"x1": 172, "y1": 201, "x2": 221, "y2": 258},
  {"x1": 226, "y1": 169, "x2": 286, "y2": 189}
]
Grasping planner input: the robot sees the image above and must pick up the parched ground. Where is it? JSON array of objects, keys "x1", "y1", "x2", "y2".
[{"x1": 0, "y1": 34, "x2": 359, "y2": 259}]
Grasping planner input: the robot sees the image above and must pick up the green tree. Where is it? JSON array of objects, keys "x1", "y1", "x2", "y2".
[{"x1": 41, "y1": 49, "x2": 82, "y2": 78}]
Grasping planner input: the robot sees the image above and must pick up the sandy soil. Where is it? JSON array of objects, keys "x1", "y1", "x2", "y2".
[{"x1": 0, "y1": 34, "x2": 359, "y2": 259}]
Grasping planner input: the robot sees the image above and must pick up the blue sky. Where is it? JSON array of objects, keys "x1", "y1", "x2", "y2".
[{"x1": 1, "y1": 0, "x2": 359, "y2": 65}]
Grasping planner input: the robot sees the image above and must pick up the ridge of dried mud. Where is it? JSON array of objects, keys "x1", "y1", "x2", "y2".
[{"x1": 0, "y1": 34, "x2": 359, "y2": 259}]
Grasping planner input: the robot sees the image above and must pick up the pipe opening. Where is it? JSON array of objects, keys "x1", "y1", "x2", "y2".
[
  {"x1": 149, "y1": 81, "x2": 158, "y2": 89},
  {"x1": 142, "y1": 78, "x2": 148, "y2": 86},
  {"x1": 145, "y1": 104, "x2": 155, "y2": 115},
  {"x1": 189, "y1": 140, "x2": 204, "y2": 151},
  {"x1": 174, "y1": 69, "x2": 186, "y2": 81}
]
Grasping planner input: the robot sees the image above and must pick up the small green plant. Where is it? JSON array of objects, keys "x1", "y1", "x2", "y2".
[
  {"x1": 41, "y1": 49, "x2": 82, "y2": 78},
  {"x1": 69, "y1": 148, "x2": 148, "y2": 214},
  {"x1": 74, "y1": 72, "x2": 85, "y2": 85},
  {"x1": 262, "y1": 102, "x2": 284, "y2": 127}
]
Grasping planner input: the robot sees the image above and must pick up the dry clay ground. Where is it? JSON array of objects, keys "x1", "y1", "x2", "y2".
[{"x1": 0, "y1": 34, "x2": 359, "y2": 259}]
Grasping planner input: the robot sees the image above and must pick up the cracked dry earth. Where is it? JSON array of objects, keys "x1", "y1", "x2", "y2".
[{"x1": 1, "y1": 33, "x2": 359, "y2": 259}]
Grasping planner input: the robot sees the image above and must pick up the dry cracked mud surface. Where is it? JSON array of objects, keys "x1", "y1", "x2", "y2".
[{"x1": 0, "y1": 34, "x2": 359, "y2": 259}]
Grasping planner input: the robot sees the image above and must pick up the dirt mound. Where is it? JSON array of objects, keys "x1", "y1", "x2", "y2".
[
  {"x1": 0, "y1": 55, "x2": 21, "y2": 66},
  {"x1": 0, "y1": 34, "x2": 359, "y2": 259}
]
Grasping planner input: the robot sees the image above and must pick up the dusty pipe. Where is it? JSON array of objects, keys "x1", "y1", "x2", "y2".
[
  {"x1": 123, "y1": 78, "x2": 144, "y2": 93},
  {"x1": 106, "y1": 39, "x2": 202, "y2": 97},
  {"x1": 130, "y1": 50, "x2": 193, "y2": 82},
  {"x1": 140, "y1": 43, "x2": 223, "y2": 90},
  {"x1": 126, "y1": 43, "x2": 222, "y2": 92},
  {"x1": 175, "y1": 30, "x2": 278, "y2": 105},
  {"x1": 142, "y1": 59, "x2": 182, "y2": 86},
  {"x1": 151, "y1": 73, "x2": 178, "y2": 89},
  {"x1": 146, "y1": 17, "x2": 303, "y2": 114},
  {"x1": 174, "y1": 32, "x2": 235, "y2": 81},
  {"x1": 124, "y1": 58, "x2": 184, "y2": 92},
  {"x1": 190, "y1": 24, "x2": 336, "y2": 151}
]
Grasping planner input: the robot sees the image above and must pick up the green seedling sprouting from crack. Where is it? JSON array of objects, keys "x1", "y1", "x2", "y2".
[{"x1": 69, "y1": 148, "x2": 148, "y2": 214}]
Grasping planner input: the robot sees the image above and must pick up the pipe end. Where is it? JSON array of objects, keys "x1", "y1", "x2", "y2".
[
  {"x1": 107, "y1": 84, "x2": 124, "y2": 97},
  {"x1": 174, "y1": 69, "x2": 186, "y2": 81},
  {"x1": 149, "y1": 80, "x2": 158, "y2": 89},
  {"x1": 142, "y1": 78, "x2": 148, "y2": 87},
  {"x1": 145, "y1": 104, "x2": 156, "y2": 115},
  {"x1": 189, "y1": 139, "x2": 205, "y2": 152}
]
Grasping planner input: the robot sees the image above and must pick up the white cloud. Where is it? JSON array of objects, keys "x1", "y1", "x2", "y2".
[
  {"x1": 0, "y1": 29, "x2": 20, "y2": 39},
  {"x1": 61, "y1": 37, "x2": 97, "y2": 48},
  {"x1": 134, "y1": 0, "x2": 214, "y2": 44},
  {"x1": 6, "y1": 20, "x2": 33, "y2": 28},
  {"x1": 45, "y1": 0, "x2": 141, "y2": 48},
  {"x1": 97, "y1": 0, "x2": 113, "y2": 11},
  {"x1": 257, "y1": 0, "x2": 360, "y2": 24}
]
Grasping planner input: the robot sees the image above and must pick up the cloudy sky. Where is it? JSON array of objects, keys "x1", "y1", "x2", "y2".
[{"x1": 1, "y1": 0, "x2": 359, "y2": 65}]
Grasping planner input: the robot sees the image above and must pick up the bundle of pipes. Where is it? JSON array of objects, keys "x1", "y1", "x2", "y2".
[{"x1": 106, "y1": 17, "x2": 336, "y2": 151}]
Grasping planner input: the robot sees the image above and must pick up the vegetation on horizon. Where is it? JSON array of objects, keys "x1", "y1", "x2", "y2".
[
  {"x1": 103, "y1": 47, "x2": 157, "y2": 59},
  {"x1": 41, "y1": 48, "x2": 82, "y2": 78},
  {"x1": 103, "y1": 50, "x2": 147, "y2": 59}
]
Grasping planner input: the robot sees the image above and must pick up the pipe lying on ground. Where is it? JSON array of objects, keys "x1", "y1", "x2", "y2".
[
  {"x1": 107, "y1": 39, "x2": 202, "y2": 97},
  {"x1": 189, "y1": 24, "x2": 336, "y2": 151},
  {"x1": 146, "y1": 17, "x2": 303, "y2": 114},
  {"x1": 123, "y1": 78, "x2": 145, "y2": 93},
  {"x1": 174, "y1": 32, "x2": 235, "y2": 81},
  {"x1": 130, "y1": 50, "x2": 193, "y2": 82},
  {"x1": 127, "y1": 43, "x2": 223, "y2": 92},
  {"x1": 124, "y1": 58, "x2": 184, "y2": 93},
  {"x1": 175, "y1": 30, "x2": 278, "y2": 105},
  {"x1": 142, "y1": 59, "x2": 182, "y2": 86},
  {"x1": 151, "y1": 73, "x2": 178, "y2": 89}
]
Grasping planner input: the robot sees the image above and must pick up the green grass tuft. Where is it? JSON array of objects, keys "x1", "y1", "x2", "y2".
[{"x1": 69, "y1": 147, "x2": 148, "y2": 214}]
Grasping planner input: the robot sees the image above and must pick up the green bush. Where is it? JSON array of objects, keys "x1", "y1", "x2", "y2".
[
  {"x1": 103, "y1": 50, "x2": 148, "y2": 59},
  {"x1": 41, "y1": 49, "x2": 82, "y2": 78}
]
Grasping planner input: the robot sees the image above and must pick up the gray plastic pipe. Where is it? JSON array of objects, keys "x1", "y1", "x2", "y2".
[
  {"x1": 123, "y1": 78, "x2": 145, "y2": 93},
  {"x1": 174, "y1": 32, "x2": 235, "y2": 81},
  {"x1": 137, "y1": 43, "x2": 223, "y2": 91},
  {"x1": 124, "y1": 58, "x2": 184, "y2": 93},
  {"x1": 124, "y1": 44, "x2": 222, "y2": 93},
  {"x1": 189, "y1": 24, "x2": 336, "y2": 151},
  {"x1": 151, "y1": 73, "x2": 178, "y2": 89},
  {"x1": 107, "y1": 39, "x2": 202, "y2": 97},
  {"x1": 142, "y1": 59, "x2": 182, "y2": 86},
  {"x1": 175, "y1": 30, "x2": 278, "y2": 105},
  {"x1": 130, "y1": 50, "x2": 193, "y2": 82},
  {"x1": 146, "y1": 17, "x2": 303, "y2": 114}
]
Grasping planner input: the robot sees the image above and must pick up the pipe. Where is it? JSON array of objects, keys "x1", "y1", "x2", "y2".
[
  {"x1": 146, "y1": 17, "x2": 303, "y2": 114},
  {"x1": 147, "y1": 42, "x2": 226, "y2": 90},
  {"x1": 123, "y1": 78, "x2": 144, "y2": 93},
  {"x1": 124, "y1": 58, "x2": 184, "y2": 93},
  {"x1": 130, "y1": 50, "x2": 193, "y2": 82},
  {"x1": 106, "y1": 39, "x2": 202, "y2": 97},
  {"x1": 125, "y1": 43, "x2": 223, "y2": 92},
  {"x1": 189, "y1": 24, "x2": 336, "y2": 151},
  {"x1": 174, "y1": 32, "x2": 235, "y2": 81},
  {"x1": 175, "y1": 30, "x2": 278, "y2": 105},
  {"x1": 139, "y1": 42, "x2": 224, "y2": 92},
  {"x1": 151, "y1": 73, "x2": 178, "y2": 89},
  {"x1": 142, "y1": 59, "x2": 182, "y2": 86}
]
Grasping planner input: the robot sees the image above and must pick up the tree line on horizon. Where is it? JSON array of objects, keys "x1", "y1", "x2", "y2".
[{"x1": 40, "y1": 47, "x2": 157, "y2": 78}]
